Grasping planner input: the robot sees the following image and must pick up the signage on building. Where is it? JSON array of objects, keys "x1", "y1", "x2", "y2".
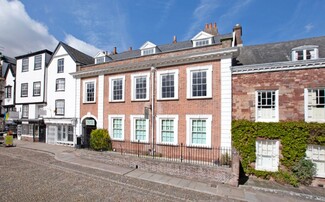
[
  {"x1": 85, "y1": 119, "x2": 95, "y2": 126},
  {"x1": 9, "y1": 111, "x2": 19, "y2": 119}
]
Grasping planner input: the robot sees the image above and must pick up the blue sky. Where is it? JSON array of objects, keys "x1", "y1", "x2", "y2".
[{"x1": 0, "y1": 0, "x2": 324, "y2": 58}]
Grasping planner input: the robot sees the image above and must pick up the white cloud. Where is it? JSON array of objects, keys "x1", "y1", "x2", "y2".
[
  {"x1": 183, "y1": 0, "x2": 220, "y2": 40},
  {"x1": 0, "y1": 0, "x2": 58, "y2": 57},
  {"x1": 304, "y1": 23, "x2": 314, "y2": 33},
  {"x1": 64, "y1": 34, "x2": 101, "y2": 57}
]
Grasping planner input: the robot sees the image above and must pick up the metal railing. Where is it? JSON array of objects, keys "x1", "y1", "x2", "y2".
[{"x1": 112, "y1": 141, "x2": 232, "y2": 167}]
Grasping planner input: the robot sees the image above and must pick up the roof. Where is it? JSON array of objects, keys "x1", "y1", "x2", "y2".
[
  {"x1": 4, "y1": 63, "x2": 16, "y2": 78},
  {"x1": 15, "y1": 49, "x2": 53, "y2": 59},
  {"x1": 59, "y1": 42, "x2": 94, "y2": 65},
  {"x1": 91, "y1": 33, "x2": 232, "y2": 64},
  {"x1": 234, "y1": 36, "x2": 325, "y2": 66}
]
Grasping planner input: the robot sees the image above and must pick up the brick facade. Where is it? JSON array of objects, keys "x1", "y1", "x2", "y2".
[{"x1": 232, "y1": 68, "x2": 325, "y2": 121}]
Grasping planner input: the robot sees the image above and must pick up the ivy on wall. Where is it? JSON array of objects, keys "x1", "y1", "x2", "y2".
[{"x1": 232, "y1": 120, "x2": 325, "y2": 186}]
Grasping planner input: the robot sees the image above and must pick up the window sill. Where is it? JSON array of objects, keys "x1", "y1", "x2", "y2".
[
  {"x1": 157, "y1": 98, "x2": 179, "y2": 101},
  {"x1": 186, "y1": 96, "x2": 212, "y2": 100},
  {"x1": 83, "y1": 101, "x2": 96, "y2": 104},
  {"x1": 156, "y1": 142, "x2": 178, "y2": 146},
  {"x1": 131, "y1": 99, "x2": 149, "y2": 102},
  {"x1": 111, "y1": 139, "x2": 125, "y2": 142},
  {"x1": 186, "y1": 144, "x2": 212, "y2": 148},
  {"x1": 109, "y1": 100, "x2": 125, "y2": 103},
  {"x1": 131, "y1": 140, "x2": 149, "y2": 144}
]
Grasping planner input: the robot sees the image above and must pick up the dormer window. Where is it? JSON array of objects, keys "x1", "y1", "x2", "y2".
[
  {"x1": 142, "y1": 48, "x2": 155, "y2": 56},
  {"x1": 191, "y1": 31, "x2": 214, "y2": 47},
  {"x1": 292, "y1": 45, "x2": 319, "y2": 61},
  {"x1": 95, "y1": 51, "x2": 112, "y2": 64},
  {"x1": 140, "y1": 41, "x2": 157, "y2": 56}
]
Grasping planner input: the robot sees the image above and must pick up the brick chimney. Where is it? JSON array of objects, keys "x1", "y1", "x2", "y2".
[
  {"x1": 204, "y1": 22, "x2": 218, "y2": 36},
  {"x1": 112, "y1": 47, "x2": 117, "y2": 54},
  {"x1": 233, "y1": 24, "x2": 243, "y2": 46},
  {"x1": 129, "y1": 47, "x2": 132, "y2": 51},
  {"x1": 173, "y1": 35, "x2": 177, "y2": 44}
]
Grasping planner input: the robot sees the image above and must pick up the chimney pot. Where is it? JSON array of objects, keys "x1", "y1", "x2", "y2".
[
  {"x1": 173, "y1": 35, "x2": 177, "y2": 44},
  {"x1": 113, "y1": 47, "x2": 117, "y2": 54},
  {"x1": 129, "y1": 47, "x2": 132, "y2": 51},
  {"x1": 205, "y1": 23, "x2": 209, "y2": 29}
]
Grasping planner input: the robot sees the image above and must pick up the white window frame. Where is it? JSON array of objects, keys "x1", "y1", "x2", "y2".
[
  {"x1": 292, "y1": 46, "x2": 319, "y2": 61},
  {"x1": 186, "y1": 115, "x2": 212, "y2": 147},
  {"x1": 130, "y1": 115, "x2": 149, "y2": 143},
  {"x1": 186, "y1": 65, "x2": 212, "y2": 99},
  {"x1": 141, "y1": 48, "x2": 155, "y2": 56},
  {"x1": 5, "y1": 85, "x2": 12, "y2": 98},
  {"x1": 83, "y1": 79, "x2": 96, "y2": 103},
  {"x1": 57, "y1": 58, "x2": 64, "y2": 73},
  {"x1": 305, "y1": 88, "x2": 325, "y2": 122},
  {"x1": 108, "y1": 115, "x2": 125, "y2": 141},
  {"x1": 306, "y1": 145, "x2": 325, "y2": 178},
  {"x1": 194, "y1": 38, "x2": 212, "y2": 47},
  {"x1": 56, "y1": 78, "x2": 65, "y2": 91},
  {"x1": 22, "y1": 105, "x2": 29, "y2": 118},
  {"x1": 22, "y1": 58, "x2": 29, "y2": 72},
  {"x1": 156, "y1": 115, "x2": 178, "y2": 145},
  {"x1": 157, "y1": 69, "x2": 179, "y2": 100},
  {"x1": 131, "y1": 73, "x2": 150, "y2": 101},
  {"x1": 21, "y1": 83, "x2": 28, "y2": 97},
  {"x1": 255, "y1": 90, "x2": 279, "y2": 122},
  {"x1": 33, "y1": 81, "x2": 41, "y2": 96},
  {"x1": 34, "y1": 54, "x2": 42, "y2": 70},
  {"x1": 55, "y1": 99, "x2": 65, "y2": 116},
  {"x1": 256, "y1": 140, "x2": 279, "y2": 172},
  {"x1": 109, "y1": 76, "x2": 125, "y2": 102}
]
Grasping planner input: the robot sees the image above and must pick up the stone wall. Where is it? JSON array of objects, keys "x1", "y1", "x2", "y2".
[{"x1": 75, "y1": 149, "x2": 239, "y2": 186}]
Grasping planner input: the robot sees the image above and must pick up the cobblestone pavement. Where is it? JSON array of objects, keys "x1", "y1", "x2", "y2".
[{"x1": 0, "y1": 147, "x2": 236, "y2": 202}]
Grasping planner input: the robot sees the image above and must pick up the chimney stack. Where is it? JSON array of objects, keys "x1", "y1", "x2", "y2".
[
  {"x1": 233, "y1": 24, "x2": 243, "y2": 46},
  {"x1": 113, "y1": 47, "x2": 117, "y2": 55},
  {"x1": 204, "y1": 22, "x2": 218, "y2": 36},
  {"x1": 129, "y1": 47, "x2": 132, "y2": 51},
  {"x1": 173, "y1": 35, "x2": 177, "y2": 44}
]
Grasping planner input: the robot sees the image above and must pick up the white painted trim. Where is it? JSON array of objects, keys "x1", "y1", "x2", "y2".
[
  {"x1": 75, "y1": 78, "x2": 81, "y2": 136},
  {"x1": 304, "y1": 88, "x2": 309, "y2": 122},
  {"x1": 108, "y1": 115, "x2": 125, "y2": 141},
  {"x1": 186, "y1": 65, "x2": 212, "y2": 99},
  {"x1": 131, "y1": 72, "x2": 150, "y2": 101},
  {"x1": 255, "y1": 140, "x2": 279, "y2": 172},
  {"x1": 155, "y1": 115, "x2": 178, "y2": 145},
  {"x1": 130, "y1": 115, "x2": 149, "y2": 143},
  {"x1": 80, "y1": 113, "x2": 98, "y2": 124},
  {"x1": 156, "y1": 69, "x2": 179, "y2": 100},
  {"x1": 220, "y1": 58, "x2": 232, "y2": 148},
  {"x1": 186, "y1": 114, "x2": 212, "y2": 147},
  {"x1": 97, "y1": 75, "x2": 104, "y2": 128},
  {"x1": 83, "y1": 79, "x2": 97, "y2": 103},
  {"x1": 255, "y1": 90, "x2": 279, "y2": 122},
  {"x1": 109, "y1": 75, "x2": 125, "y2": 102}
]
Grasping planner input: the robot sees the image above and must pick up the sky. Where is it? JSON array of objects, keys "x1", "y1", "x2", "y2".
[{"x1": 0, "y1": 0, "x2": 324, "y2": 58}]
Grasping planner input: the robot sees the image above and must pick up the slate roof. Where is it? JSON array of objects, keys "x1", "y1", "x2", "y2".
[
  {"x1": 15, "y1": 49, "x2": 53, "y2": 59},
  {"x1": 97, "y1": 33, "x2": 233, "y2": 63},
  {"x1": 234, "y1": 36, "x2": 325, "y2": 66},
  {"x1": 4, "y1": 63, "x2": 16, "y2": 78},
  {"x1": 59, "y1": 42, "x2": 94, "y2": 65}
]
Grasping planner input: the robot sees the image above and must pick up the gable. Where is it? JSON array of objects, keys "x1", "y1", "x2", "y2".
[
  {"x1": 140, "y1": 41, "x2": 157, "y2": 50},
  {"x1": 191, "y1": 31, "x2": 214, "y2": 41}
]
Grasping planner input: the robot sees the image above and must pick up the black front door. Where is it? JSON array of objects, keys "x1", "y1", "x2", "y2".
[
  {"x1": 82, "y1": 118, "x2": 97, "y2": 148},
  {"x1": 39, "y1": 124, "x2": 46, "y2": 143}
]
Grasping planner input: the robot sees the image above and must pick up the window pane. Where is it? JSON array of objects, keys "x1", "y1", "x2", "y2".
[
  {"x1": 135, "y1": 76, "x2": 147, "y2": 99},
  {"x1": 112, "y1": 118, "x2": 122, "y2": 139},
  {"x1": 56, "y1": 79, "x2": 65, "y2": 91},
  {"x1": 86, "y1": 82, "x2": 95, "y2": 102},
  {"x1": 161, "y1": 74, "x2": 175, "y2": 98},
  {"x1": 22, "y1": 58, "x2": 29, "y2": 72},
  {"x1": 192, "y1": 71, "x2": 207, "y2": 97},
  {"x1": 191, "y1": 119, "x2": 206, "y2": 144},
  {"x1": 113, "y1": 79, "x2": 123, "y2": 100},
  {"x1": 58, "y1": 59, "x2": 64, "y2": 73},
  {"x1": 34, "y1": 55, "x2": 42, "y2": 70},
  {"x1": 135, "y1": 119, "x2": 146, "y2": 141},
  {"x1": 161, "y1": 119, "x2": 174, "y2": 143}
]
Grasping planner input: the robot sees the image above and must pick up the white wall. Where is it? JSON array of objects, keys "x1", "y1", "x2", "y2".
[
  {"x1": 15, "y1": 53, "x2": 48, "y2": 104},
  {"x1": 4, "y1": 69, "x2": 15, "y2": 106},
  {"x1": 43, "y1": 45, "x2": 77, "y2": 118}
]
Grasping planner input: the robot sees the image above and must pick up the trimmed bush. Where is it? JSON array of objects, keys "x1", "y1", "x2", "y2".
[
  {"x1": 90, "y1": 129, "x2": 112, "y2": 151},
  {"x1": 292, "y1": 159, "x2": 316, "y2": 186}
]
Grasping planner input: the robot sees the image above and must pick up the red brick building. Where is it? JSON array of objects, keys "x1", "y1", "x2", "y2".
[
  {"x1": 72, "y1": 23, "x2": 242, "y2": 151},
  {"x1": 232, "y1": 36, "x2": 325, "y2": 177}
]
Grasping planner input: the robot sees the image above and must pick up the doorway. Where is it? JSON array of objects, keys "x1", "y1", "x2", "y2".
[{"x1": 82, "y1": 118, "x2": 97, "y2": 148}]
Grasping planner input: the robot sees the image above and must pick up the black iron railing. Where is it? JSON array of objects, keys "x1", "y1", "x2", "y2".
[{"x1": 112, "y1": 141, "x2": 232, "y2": 167}]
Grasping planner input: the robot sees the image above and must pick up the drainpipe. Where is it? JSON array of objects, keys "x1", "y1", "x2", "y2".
[{"x1": 151, "y1": 66, "x2": 156, "y2": 158}]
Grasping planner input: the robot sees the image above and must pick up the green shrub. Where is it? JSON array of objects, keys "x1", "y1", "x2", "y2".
[
  {"x1": 90, "y1": 129, "x2": 112, "y2": 151},
  {"x1": 292, "y1": 158, "x2": 316, "y2": 185},
  {"x1": 232, "y1": 120, "x2": 325, "y2": 186}
]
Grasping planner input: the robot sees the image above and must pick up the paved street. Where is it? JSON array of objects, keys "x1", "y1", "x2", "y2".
[{"x1": 0, "y1": 147, "x2": 232, "y2": 202}]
